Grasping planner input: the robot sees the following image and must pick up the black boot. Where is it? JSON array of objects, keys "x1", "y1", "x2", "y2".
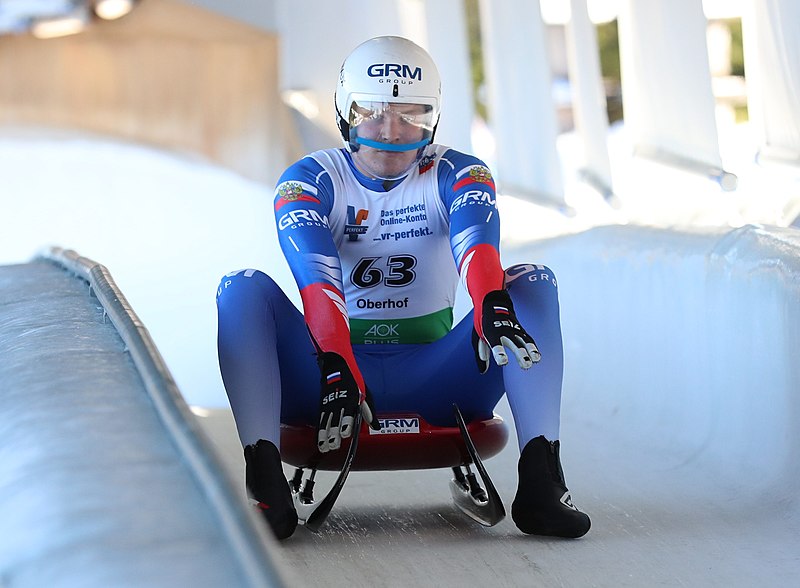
[
  {"x1": 511, "y1": 435, "x2": 591, "y2": 538},
  {"x1": 244, "y1": 439, "x2": 298, "y2": 540}
]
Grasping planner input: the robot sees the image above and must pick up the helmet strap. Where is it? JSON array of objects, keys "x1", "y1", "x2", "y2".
[{"x1": 354, "y1": 137, "x2": 429, "y2": 152}]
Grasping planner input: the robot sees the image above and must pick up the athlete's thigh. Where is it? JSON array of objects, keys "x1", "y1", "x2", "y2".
[{"x1": 218, "y1": 269, "x2": 320, "y2": 425}]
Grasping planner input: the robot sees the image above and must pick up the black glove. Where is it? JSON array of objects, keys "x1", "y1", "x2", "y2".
[
  {"x1": 472, "y1": 289, "x2": 541, "y2": 374},
  {"x1": 317, "y1": 351, "x2": 379, "y2": 453}
]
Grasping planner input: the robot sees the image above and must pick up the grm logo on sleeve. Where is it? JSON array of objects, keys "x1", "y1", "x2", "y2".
[{"x1": 277, "y1": 209, "x2": 329, "y2": 230}]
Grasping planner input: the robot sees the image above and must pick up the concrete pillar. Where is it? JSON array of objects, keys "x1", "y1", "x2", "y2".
[
  {"x1": 565, "y1": 0, "x2": 613, "y2": 199},
  {"x1": 742, "y1": 0, "x2": 800, "y2": 164},
  {"x1": 478, "y1": 0, "x2": 564, "y2": 206},
  {"x1": 618, "y1": 0, "x2": 727, "y2": 182}
]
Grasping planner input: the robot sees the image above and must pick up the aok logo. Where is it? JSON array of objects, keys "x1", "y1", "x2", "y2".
[
  {"x1": 367, "y1": 63, "x2": 422, "y2": 80},
  {"x1": 365, "y1": 323, "x2": 399, "y2": 338}
]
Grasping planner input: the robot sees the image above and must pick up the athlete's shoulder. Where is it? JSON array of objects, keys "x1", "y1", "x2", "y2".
[
  {"x1": 430, "y1": 146, "x2": 496, "y2": 209},
  {"x1": 275, "y1": 149, "x2": 346, "y2": 211},
  {"x1": 436, "y1": 146, "x2": 489, "y2": 171},
  {"x1": 278, "y1": 148, "x2": 344, "y2": 183},
  {"x1": 434, "y1": 146, "x2": 492, "y2": 185}
]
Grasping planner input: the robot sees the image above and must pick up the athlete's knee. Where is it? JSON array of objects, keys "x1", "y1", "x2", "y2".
[
  {"x1": 503, "y1": 264, "x2": 561, "y2": 320},
  {"x1": 504, "y1": 264, "x2": 558, "y2": 290},
  {"x1": 216, "y1": 269, "x2": 285, "y2": 312},
  {"x1": 218, "y1": 269, "x2": 274, "y2": 298}
]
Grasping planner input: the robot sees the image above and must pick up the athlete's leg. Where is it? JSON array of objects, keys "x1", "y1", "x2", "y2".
[
  {"x1": 216, "y1": 269, "x2": 323, "y2": 539},
  {"x1": 216, "y1": 269, "x2": 318, "y2": 449},
  {"x1": 501, "y1": 263, "x2": 590, "y2": 538},
  {"x1": 502, "y1": 264, "x2": 564, "y2": 448}
]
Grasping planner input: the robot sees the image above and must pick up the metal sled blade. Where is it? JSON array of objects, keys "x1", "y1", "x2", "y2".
[
  {"x1": 293, "y1": 412, "x2": 362, "y2": 533},
  {"x1": 450, "y1": 404, "x2": 505, "y2": 527}
]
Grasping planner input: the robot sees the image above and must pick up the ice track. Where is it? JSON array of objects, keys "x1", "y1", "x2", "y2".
[
  {"x1": 198, "y1": 398, "x2": 799, "y2": 587},
  {"x1": 2, "y1": 224, "x2": 800, "y2": 587},
  {"x1": 0, "y1": 252, "x2": 287, "y2": 587}
]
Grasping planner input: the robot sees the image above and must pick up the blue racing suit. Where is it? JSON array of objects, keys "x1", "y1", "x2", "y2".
[{"x1": 217, "y1": 146, "x2": 564, "y2": 451}]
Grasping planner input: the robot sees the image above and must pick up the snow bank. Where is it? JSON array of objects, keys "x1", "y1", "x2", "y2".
[
  {"x1": 506, "y1": 223, "x2": 800, "y2": 502},
  {"x1": 2, "y1": 129, "x2": 296, "y2": 407}
]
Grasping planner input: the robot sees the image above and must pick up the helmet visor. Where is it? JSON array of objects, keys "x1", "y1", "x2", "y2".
[{"x1": 348, "y1": 100, "x2": 437, "y2": 152}]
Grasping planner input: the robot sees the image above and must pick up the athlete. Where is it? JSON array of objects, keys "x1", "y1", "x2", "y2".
[{"x1": 217, "y1": 36, "x2": 590, "y2": 540}]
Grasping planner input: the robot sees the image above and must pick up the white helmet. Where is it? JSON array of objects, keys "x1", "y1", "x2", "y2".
[{"x1": 335, "y1": 36, "x2": 441, "y2": 153}]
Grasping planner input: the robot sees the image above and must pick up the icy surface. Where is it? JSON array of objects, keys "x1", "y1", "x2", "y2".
[{"x1": 0, "y1": 261, "x2": 263, "y2": 587}]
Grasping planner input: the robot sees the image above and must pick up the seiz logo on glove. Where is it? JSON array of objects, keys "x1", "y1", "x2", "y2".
[
  {"x1": 317, "y1": 351, "x2": 380, "y2": 453},
  {"x1": 472, "y1": 289, "x2": 541, "y2": 374}
]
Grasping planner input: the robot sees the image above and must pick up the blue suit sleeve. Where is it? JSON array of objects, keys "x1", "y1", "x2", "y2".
[
  {"x1": 273, "y1": 156, "x2": 364, "y2": 384},
  {"x1": 274, "y1": 157, "x2": 343, "y2": 294},
  {"x1": 437, "y1": 149, "x2": 501, "y2": 269}
]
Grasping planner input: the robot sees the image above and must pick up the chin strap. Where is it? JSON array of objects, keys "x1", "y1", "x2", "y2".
[{"x1": 354, "y1": 137, "x2": 429, "y2": 152}]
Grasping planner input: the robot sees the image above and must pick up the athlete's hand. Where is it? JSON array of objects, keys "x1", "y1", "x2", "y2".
[
  {"x1": 472, "y1": 289, "x2": 541, "y2": 373},
  {"x1": 317, "y1": 352, "x2": 379, "y2": 453}
]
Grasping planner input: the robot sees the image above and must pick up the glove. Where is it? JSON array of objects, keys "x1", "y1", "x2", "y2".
[
  {"x1": 472, "y1": 289, "x2": 541, "y2": 374},
  {"x1": 317, "y1": 351, "x2": 379, "y2": 453}
]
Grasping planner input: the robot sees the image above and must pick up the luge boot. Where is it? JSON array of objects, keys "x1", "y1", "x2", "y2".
[
  {"x1": 244, "y1": 439, "x2": 298, "y2": 540},
  {"x1": 511, "y1": 435, "x2": 591, "y2": 538}
]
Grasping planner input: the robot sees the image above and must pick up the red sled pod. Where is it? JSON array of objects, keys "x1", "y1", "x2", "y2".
[
  {"x1": 282, "y1": 406, "x2": 509, "y2": 531},
  {"x1": 280, "y1": 412, "x2": 508, "y2": 471}
]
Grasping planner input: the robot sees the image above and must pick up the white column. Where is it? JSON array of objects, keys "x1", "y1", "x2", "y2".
[
  {"x1": 618, "y1": 0, "x2": 731, "y2": 185},
  {"x1": 478, "y1": 0, "x2": 565, "y2": 206},
  {"x1": 742, "y1": 0, "x2": 800, "y2": 164},
  {"x1": 276, "y1": 0, "x2": 409, "y2": 150},
  {"x1": 419, "y1": 0, "x2": 475, "y2": 153},
  {"x1": 565, "y1": 0, "x2": 613, "y2": 199}
]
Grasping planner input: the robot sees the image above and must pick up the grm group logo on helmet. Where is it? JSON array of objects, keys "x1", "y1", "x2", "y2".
[{"x1": 367, "y1": 63, "x2": 422, "y2": 81}]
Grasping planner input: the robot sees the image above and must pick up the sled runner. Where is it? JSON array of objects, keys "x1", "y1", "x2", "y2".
[{"x1": 281, "y1": 404, "x2": 508, "y2": 532}]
